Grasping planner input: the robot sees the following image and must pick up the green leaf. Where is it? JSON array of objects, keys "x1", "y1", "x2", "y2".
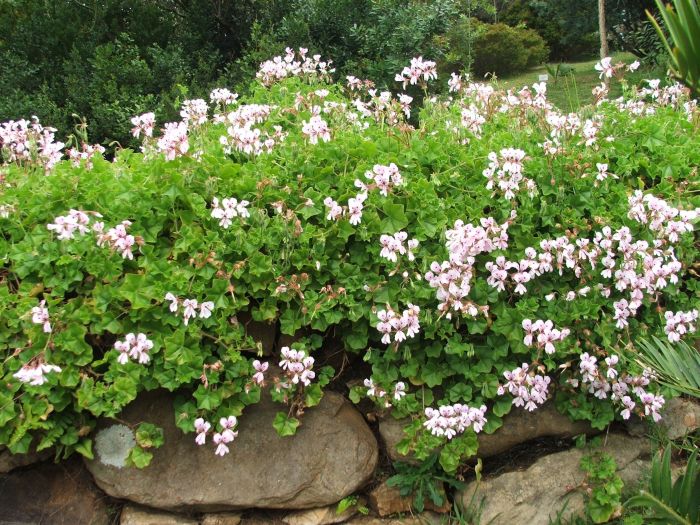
[
  {"x1": 135, "y1": 423, "x2": 164, "y2": 449},
  {"x1": 273, "y1": 412, "x2": 300, "y2": 437},
  {"x1": 127, "y1": 446, "x2": 153, "y2": 469},
  {"x1": 75, "y1": 438, "x2": 94, "y2": 459},
  {"x1": 381, "y1": 201, "x2": 408, "y2": 232},
  {"x1": 304, "y1": 383, "x2": 324, "y2": 407}
]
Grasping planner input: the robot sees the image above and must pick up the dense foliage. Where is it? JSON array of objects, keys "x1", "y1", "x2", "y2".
[
  {"x1": 3, "y1": 0, "x2": 641, "y2": 149},
  {"x1": 0, "y1": 52, "x2": 698, "y2": 471}
]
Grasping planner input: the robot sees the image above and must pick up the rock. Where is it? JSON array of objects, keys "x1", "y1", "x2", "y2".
[
  {"x1": 282, "y1": 501, "x2": 362, "y2": 525},
  {"x1": 345, "y1": 512, "x2": 441, "y2": 525},
  {"x1": 0, "y1": 445, "x2": 52, "y2": 473},
  {"x1": 0, "y1": 457, "x2": 110, "y2": 525},
  {"x1": 626, "y1": 398, "x2": 700, "y2": 440},
  {"x1": 660, "y1": 398, "x2": 700, "y2": 439},
  {"x1": 457, "y1": 433, "x2": 651, "y2": 525},
  {"x1": 380, "y1": 402, "x2": 596, "y2": 463},
  {"x1": 368, "y1": 481, "x2": 451, "y2": 517},
  {"x1": 120, "y1": 504, "x2": 198, "y2": 525},
  {"x1": 86, "y1": 390, "x2": 378, "y2": 511},
  {"x1": 201, "y1": 513, "x2": 243, "y2": 525}
]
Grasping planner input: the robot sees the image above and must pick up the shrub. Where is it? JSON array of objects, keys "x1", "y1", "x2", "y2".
[
  {"x1": 472, "y1": 23, "x2": 548, "y2": 77},
  {"x1": 0, "y1": 51, "x2": 698, "y2": 471},
  {"x1": 520, "y1": 27, "x2": 549, "y2": 68}
]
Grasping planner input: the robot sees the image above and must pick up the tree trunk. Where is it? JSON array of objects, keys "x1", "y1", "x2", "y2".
[
  {"x1": 599, "y1": 0, "x2": 609, "y2": 85},
  {"x1": 598, "y1": 0, "x2": 609, "y2": 59}
]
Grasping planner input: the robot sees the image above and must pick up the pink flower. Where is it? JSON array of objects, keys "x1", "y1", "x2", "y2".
[
  {"x1": 165, "y1": 293, "x2": 179, "y2": 313},
  {"x1": 199, "y1": 301, "x2": 215, "y2": 320},
  {"x1": 13, "y1": 361, "x2": 62, "y2": 386},
  {"x1": 252, "y1": 360, "x2": 269, "y2": 385},
  {"x1": 131, "y1": 112, "x2": 155, "y2": 139},
  {"x1": 213, "y1": 432, "x2": 231, "y2": 456},
  {"x1": 182, "y1": 299, "x2": 198, "y2": 326},
  {"x1": 594, "y1": 57, "x2": 614, "y2": 79},
  {"x1": 31, "y1": 300, "x2": 51, "y2": 333},
  {"x1": 194, "y1": 418, "x2": 211, "y2": 445},
  {"x1": 302, "y1": 116, "x2": 331, "y2": 145},
  {"x1": 395, "y1": 57, "x2": 437, "y2": 89}
]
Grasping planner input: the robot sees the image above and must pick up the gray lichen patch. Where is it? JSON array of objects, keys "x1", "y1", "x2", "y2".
[{"x1": 94, "y1": 424, "x2": 136, "y2": 468}]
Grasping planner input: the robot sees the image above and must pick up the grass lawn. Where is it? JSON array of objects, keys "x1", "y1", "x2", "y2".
[{"x1": 492, "y1": 52, "x2": 666, "y2": 112}]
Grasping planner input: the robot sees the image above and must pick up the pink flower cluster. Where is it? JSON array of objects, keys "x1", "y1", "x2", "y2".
[
  {"x1": 595, "y1": 57, "x2": 615, "y2": 79},
  {"x1": 363, "y1": 378, "x2": 407, "y2": 408},
  {"x1": 67, "y1": 143, "x2": 105, "y2": 170},
  {"x1": 194, "y1": 416, "x2": 238, "y2": 456},
  {"x1": 594, "y1": 56, "x2": 640, "y2": 81},
  {"x1": 423, "y1": 403, "x2": 487, "y2": 440},
  {"x1": 157, "y1": 121, "x2": 189, "y2": 160},
  {"x1": 497, "y1": 83, "x2": 550, "y2": 114},
  {"x1": 130, "y1": 112, "x2": 155, "y2": 139},
  {"x1": 210, "y1": 197, "x2": 250, "y2": 228},
  {"x1": 541, "y1": 111, "x2": 602, "y2": 151},
  {"x1": 448, "y1": 72, "x2": 464, "y2": 93},
  {"x1": 379, "y1": 231, "x2": 418, "y2": 263},
  {"x1": 497, "y1": 363, "x2": 551, "y2": 411},
  {"x1": 220, "y1": 104, "x2": 285, "y2": 156},
  {"x1": 30, "y1": 300, "x2": 51, "y2": 333},
  {"x1": 521, "y1": 319, "x2": 570, "y2": 354},
  {"x1": 180, "y1": 99, "x2": 209, "y2": 127},
  {"x1": 376, "y1": 304, "x2": 420, "y2": 345},
  {"x1": 94, "y1": 220, "x2": 138, "y2": 260},
  {"x1": 47, "y1": 210, "x2": 141, "y2": 259},
  {"x1": 114, "y1": 333, "x2": 153, "y2": 364},
  {"x1": 571, "y1": 352, "x2": 665, "y2": 422},
  {"x1": 279, "y1": 346, "x2": 315, "y2": 387},
  {"x1": 460, "y1": 104, "x2": 486, "y2": 137},
  {"x1": 210, "y1": 88, "x2": 238, "y2": 108},
  {"x1": 483, "y1": 148, "x2": 536, "y2": 200},
  {"x1": 257, "y1": 47, "x2": 334, "y2": 87},
  {"x1": 351, "y1": 91, "x2": 410, "y2": 127},
  {"x1": 395, "y1": 57, "x2": 437, "y2": 89},
  {"x1": 628, "y1": 190, "x2": 700, "y2": 243},
  {"x1": 47, "y1": 209, "x2": 93, "y2": 240},
  {"x1": 481, "y1": 195, "x2": 694, "y2": 325},
  {"x1": 301, "y1": 115, "x2": 331, "y2": 145},
  {"x1": 346, "y1": 75, "x2": 374, "y2": 91},
  {"x1": 323, "y1": 189, "x2": 369, "y2": 225},
  {"x1": 613, "y1": 80, "x2": 696, "y2": 119},
  {"x1": 664, "y1": 309, "x2": 698, "y2": 342},
  {"x1": 323, "y1": 164, "x2": 405, "y2": 226},
  {"x1": 426, "y1": 215, "x2": 512, "y2": 318},
  {"x1": 164, "y1": 293, "x2": 214, "y2": 326},
  {"x1": 0, "y1": 117, "x2": 64, "y2": 172},
  {"x1": 13, "y1": 360, "x2": 62, "y2": 386},
  {"x1": 364, "y1": 163, "x2": 403, "y2": 196}
]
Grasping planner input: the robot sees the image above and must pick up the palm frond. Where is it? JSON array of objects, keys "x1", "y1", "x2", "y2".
[{"x1": 636, "y1": 336, "x2": 700, "y2": 398}]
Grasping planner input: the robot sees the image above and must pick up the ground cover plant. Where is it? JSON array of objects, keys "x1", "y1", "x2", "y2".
[{"x1": 0, "y1": 50, "x2": 698, "y2": 473}]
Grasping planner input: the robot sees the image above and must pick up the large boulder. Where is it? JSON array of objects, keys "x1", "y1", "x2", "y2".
[
  {"x1": 0, "y1": 457, "x2": 110, "y2": 525},
  {"x1": 86, "y1": 389, "x2": 378, "y2": 511},
  {"x1": 380, "y1": 402, "x2": 596, "y2": 463},
  {"x1": 457, "y1": 433, "x2": 651, "y2": 525}
]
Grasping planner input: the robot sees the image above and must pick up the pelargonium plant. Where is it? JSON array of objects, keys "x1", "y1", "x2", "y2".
[{"x1": 0, "y1": 52, "x2": 698, "y2": 473}]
